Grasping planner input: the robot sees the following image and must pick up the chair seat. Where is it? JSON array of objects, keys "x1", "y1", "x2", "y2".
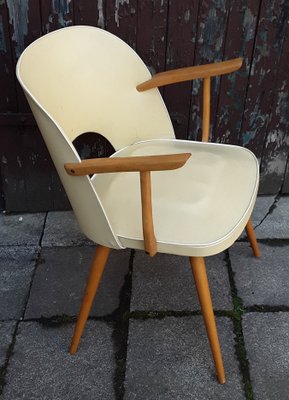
[{"x1": 92, "y1": 139, "x2": 259, "y2": 256}]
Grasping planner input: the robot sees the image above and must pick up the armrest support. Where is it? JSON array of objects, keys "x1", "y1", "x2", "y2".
[
  {"x1": 136, "y1": 58, "x2": 242, "y2": 92},
  {"x1": 64, "y1": 153, "x2": 191, "y2": 257}
]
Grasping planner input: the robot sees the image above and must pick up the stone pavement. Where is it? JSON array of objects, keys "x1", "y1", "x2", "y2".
[{"x1": 0, "y1": 195, "x2": 288, "y2": 400}]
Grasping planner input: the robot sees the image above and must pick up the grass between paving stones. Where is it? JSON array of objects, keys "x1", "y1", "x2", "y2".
[
  {"x1": 225, "y1": 250, "x2": 255, "y2": 400},
  {"x1": 110, "y1": 249, "x2": 134, "y2": 400}
]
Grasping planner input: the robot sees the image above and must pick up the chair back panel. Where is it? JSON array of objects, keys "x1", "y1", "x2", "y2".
[
  {"x1": 16, "y1": 26, "x2": 175, "y2": 247},
  {"x1": 17, "y1": 26, "x2": 174, "y2": 148},
  {"x1": 24, "y1": 96, "x2": 121, "y2": 248}
]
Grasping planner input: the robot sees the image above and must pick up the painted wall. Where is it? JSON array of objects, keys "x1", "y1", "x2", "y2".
[{"x1": 0, "y1": 0, "x2": 288, "y2": 211}]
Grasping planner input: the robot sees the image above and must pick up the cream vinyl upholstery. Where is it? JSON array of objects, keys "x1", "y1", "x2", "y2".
[{"x1": 94, "y1": 139, "x2": 258, "y2": 256}]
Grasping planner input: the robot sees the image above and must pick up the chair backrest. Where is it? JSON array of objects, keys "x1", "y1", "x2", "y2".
[{"x1": 16, "y1": 26, "x2": 174, "y2": 248}]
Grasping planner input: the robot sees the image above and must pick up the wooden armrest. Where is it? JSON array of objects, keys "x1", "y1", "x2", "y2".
[
  {"x1": 64, "y1": 153, "x2": 191, "y2": 176},
  {"x1": 65, "y1": 153, "x2": 191, "y2": 257},
  {"x1": 136, "y1": 58, "x2": 242, "y2": 92}
]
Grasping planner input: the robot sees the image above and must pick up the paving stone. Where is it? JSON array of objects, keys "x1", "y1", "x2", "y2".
[
  {"x1": 0, "y1": 247, "x2": 38, "y2": 319},
  {"x1": 243, "y1": 312, "x2": 289, "y2": 400},
  {"x1": 131, "y1": 251, "x2": 232, "y2": 311},
  {"x1": 42, "y1": 211, "x2": 93, "y2": 246},
  {"x1": 0, "y1": 213, "x2": 45, "y2": 245},
  {"x1": 25, "y1": 247, "x2": 130, "y2": 318},
  {"x1": 251, "y1": 196, "x2": 275, "y2": 226},
  {"x1": 2, "y1": 321, "x2": 114, "y2": 400},
  {"x1": 230, "y1": 242, "x2": 289, "y2": 307},
  {"x1": 238, "y1": 196, "x2": 274, "y2": 240},
  {"x1": 0, "y1": 322, "x2": 16, "y2": 366},
  {"x1": 254, "y1": 197, "x2": 289, "y2": 239},
  {"x1": 125, "y1": 316, "x2": 244, "y2": 400}
]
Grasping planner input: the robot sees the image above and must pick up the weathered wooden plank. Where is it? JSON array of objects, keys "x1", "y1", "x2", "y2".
[
  {"x1": 239, "y1": 0, "x2": 289, "y2": 161},
  {"x1": 259, "y1": 19, "x2": 289, "y2": 194},
  {"x1": 40, "y1": 0, "x2": 74, "y2": 33},
  {"x1": 50, "y1": 170, "x2": 71, "y2": 210},
  {"x1": 20, "y1": 126, "x2": 54, "y2": 211},
  {"x1": 106, "y1": 0, "x2": 137, "y2": 49},
  {"x1": 188, "y1": 0, "x2": 230, "y2": 141},
  {"x1": 74, "y1": 0, "x2": 105, "y2": 27},
  {"x1": 215, "y1": 0, "x2": 260, "y2": 144},
  {"x1": 163, "y1": 0, "x2": 199, "y2": 139},
  {"x1": 0, "y1": 172, "x2": 4, "y2": 209},
  {"x1": 136, "y1": 0, "x2": 168, "y2": 75},
  {"x1": 73, "y1": 132, "x2": 115, "y2": 160},
  {"x1": 0, "y1": 125, "x2": 27, "y2": 211},
  {"x1": 0, "y1": 113, "x2": 35, "y2": 126},
  {"x1": 6, "y1": 0, "x2": 42, "y2": 112},
  {"x1": 0, "y1": 2, "x2": 18, "y2": 112}
]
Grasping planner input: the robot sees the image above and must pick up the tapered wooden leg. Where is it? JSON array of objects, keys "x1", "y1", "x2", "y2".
[
  {"x1": 245, "y1": 218, "x2": 260, "y2": 257},
  {"x1": 190, "y1": 256, "x2": 226, "y2": 384},
  {"x1": 70, "y1": 245, "x2": 111, "y2": 354}
]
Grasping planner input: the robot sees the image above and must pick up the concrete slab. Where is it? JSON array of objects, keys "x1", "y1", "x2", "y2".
[
  {"x1": 42, "y1": 211, "x2": 93, "y2": 246},
  {"x1": 254, "y1": 197, "x2": 289, "y2": 239},
  {"x1": 131, "y1": 251, "x2": 232, "y2": 311},
  {"x1": 25, "y1": 247, "x2": 130, "y2": 318},
  {"x1": 0, "y1": 322, "x2": 16, "y2": 366},
  {"x1": 125, "y1": 316, "x2": 245, "y2": 400},
  {"x1": 230, "y1": 242, "x2": 289, "y2": 307},
  {"x1": 243, "y1": 312, "x2": 289, "y2": 400},
  {"x1": 0, "y1": 247, "x2": 38, "y2": 319},
  {"x1": 0, "y1": 213, "x2": 45, "y2": 245},
  {"x1": 238, "y1": 196, "x2": 274, "y2": 240},
  {"x1": 2, "y1": 321, "x2": 114, "y2": 400},
  {"x1": 251, "y1": 196, "x2": 275, "y2": 226}
]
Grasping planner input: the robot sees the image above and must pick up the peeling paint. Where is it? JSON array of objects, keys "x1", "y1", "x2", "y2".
[
  {"x1": 276, "y1": 91, "x2": 289, "y2": 124},
  {"x1": 0, "y1": 15, "x2": 6, "y2": 52},
  {"x1": 115, "y1": 0, "x2": 129, "y2": 28},
  {"x1": 97, "y1": 0, "x2": 105, "y2": 29},
  {"x1": 16, "y1": 155, "x2": 22, "y2": 168},
  {"x1": 184, "y1": 9, "x2": 191, "y2": 23},
  {"x1": 198, "y1": 2, "x2": 227, "y2": 60},
  {"x1": 46, "y1": 0, "x2": 72, "y2": 30},
  {"x1": 6, "y1": 0, "x2": 29, "y2": 58},
  {"x1": 265, "y1": 150, "x2": 288, "y2": 174},
  {"x1": 243, "y1": 7, "x2": 255, "y2": 42}
]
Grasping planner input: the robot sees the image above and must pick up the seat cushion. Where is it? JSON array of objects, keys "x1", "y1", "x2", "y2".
[{"x1": 92, "y1": 139, "x2": 259, "y2": 256}]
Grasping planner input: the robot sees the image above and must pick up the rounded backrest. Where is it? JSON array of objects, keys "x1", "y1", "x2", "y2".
[{"x1": 16, "y1": 26, "x2": 175, "y2": 247}]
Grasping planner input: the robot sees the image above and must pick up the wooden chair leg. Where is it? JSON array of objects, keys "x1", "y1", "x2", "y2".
[
  {"x1": 70, "y1": 245, "x2": 111, "y2": 354},
  {"x1": 190, "y1": 256, "x2": 226, "y2": 384},
  {"x1": 245, "y1": 218, "x2": 260, "y2": 257}
]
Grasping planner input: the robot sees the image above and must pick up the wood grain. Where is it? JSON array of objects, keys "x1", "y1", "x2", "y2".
[
  {"x1": 140, "y1": 171, "x2": 157, "y2": 257},
  {"x1": 137, "y1": 58, "x2": 242, "y2": 92},
  {"x1": 64, "y1": 153, "x2": 191, "y2": 176}
]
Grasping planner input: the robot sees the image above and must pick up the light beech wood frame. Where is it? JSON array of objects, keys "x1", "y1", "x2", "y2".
[
  {"x1": 70, "y1": 245, "x2": 110, "y2": 354},
  {"x1": 70, "y1": 246, "x2": 226, "y2": 384},
  {"x1": 190, "y1": 256, "x2": 226, "y2": 384}
]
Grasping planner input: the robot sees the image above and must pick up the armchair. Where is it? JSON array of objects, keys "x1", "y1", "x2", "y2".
[{"x1": 16, "y1": 26, "x2": 259, "y2": 384}]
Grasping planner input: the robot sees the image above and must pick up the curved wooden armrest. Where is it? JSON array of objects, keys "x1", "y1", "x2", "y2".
[
  {"x1": 65, "y1": 153, "x2": 191, "y2": 257},
  {"x1": 136, "y1": 58, "x2": 242, "y2": 92},
  {"x1": 64, "y1": 153, "x2": 191, "y2": 176}
]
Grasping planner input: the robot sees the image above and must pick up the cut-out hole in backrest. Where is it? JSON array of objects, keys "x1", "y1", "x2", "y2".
[{"x1": 73, "y1": 132, "x2": 115, "y2": 161}]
